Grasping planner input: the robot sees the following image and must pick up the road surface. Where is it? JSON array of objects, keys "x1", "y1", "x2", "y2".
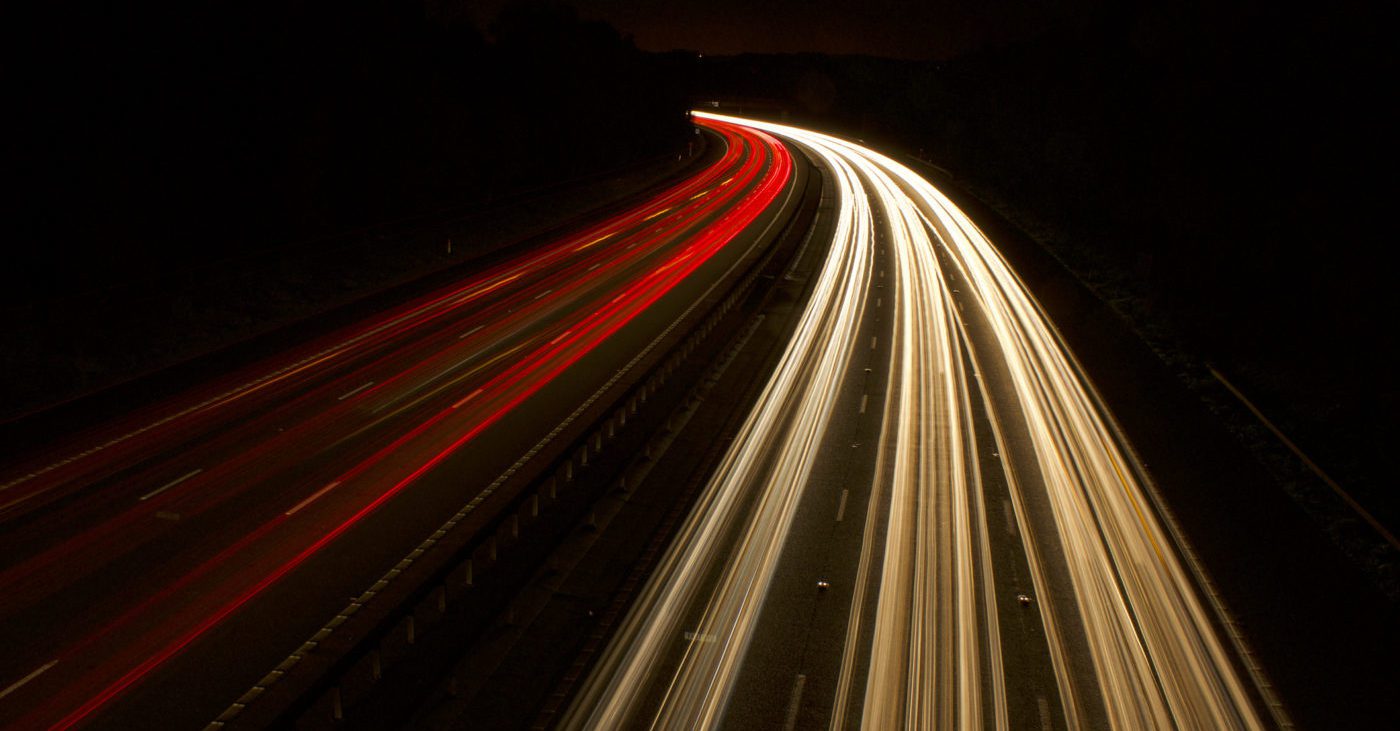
[
  {"x1": 561, "y1": 113, "x2": 1283, "y2": 730},
  {"x1": 0, "y1": 116, "x2": 796, "y2": 729}
]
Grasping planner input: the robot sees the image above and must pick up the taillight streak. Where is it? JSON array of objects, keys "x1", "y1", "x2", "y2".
[{"x1": 23, "y1": 119, "x2": 791, "y2": 730}]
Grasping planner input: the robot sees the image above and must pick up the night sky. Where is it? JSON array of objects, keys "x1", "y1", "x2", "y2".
[{"x1": 465, "y1": 0, "x2": 1096, "y2": 59}]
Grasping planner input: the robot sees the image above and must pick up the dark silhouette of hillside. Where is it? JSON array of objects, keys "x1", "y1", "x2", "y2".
[{"x1": 3, "y1": 0, "x2": 689, "y2": 306}]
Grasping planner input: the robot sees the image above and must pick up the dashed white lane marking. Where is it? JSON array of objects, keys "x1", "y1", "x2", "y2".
[
  {"x1": 859, "y1": 394, "x2": 868, "y2": 414},
  {"x1": 0, "y1": 660, "x2": 57, "y2": 700},
  {"x1": 284, "y1": 481, "x2": 343, "y2": 517},
  {"x1": 572, "y1": 234, "x2": 611, "y2": 252},
  {"x1": 451, "y1": 389, "x2": 484, "y2": 410},
  {"x1": 588, "y1": 263, "x2": 601, "y2": 271},
  {"x1": 337, "y1": 382, "x2": 375, "y2": 401},
  {"x1": 138, "y1": 469, "x2": 203, "y2": 502},
  {"x1": 457, "y1": 325, "x2": 484, "y2": 339},
  {"x1": 836, "y1": 489, "x2": 850, "y2": 522},
  {"x1": 782, "y1": 674, "x2": 808, "y2": 731},
  {"x1": 1, "y1": 266, "x2": 508, "y2": 493},
  {"x1": 870, "y1": 336, "x2": 877, "y2": 350},
  {"x1": 533, "y1": 288, "x2": 553, "y2": 301}
]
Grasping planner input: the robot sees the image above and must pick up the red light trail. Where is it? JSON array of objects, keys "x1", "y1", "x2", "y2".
[{"x1": 0, "y1": 116, "x2": 792, "y2": 729}]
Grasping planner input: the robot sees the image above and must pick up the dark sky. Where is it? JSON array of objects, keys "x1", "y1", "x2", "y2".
[{"x1": 466, "y1": 0, "x2": 1097, "y2": 59}]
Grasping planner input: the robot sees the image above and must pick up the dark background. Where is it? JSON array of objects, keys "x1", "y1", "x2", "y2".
[
  {"x1": 2, "y1": 1, "x2": 1395, "y2": 591},
  {"x1": 672, "y1": 1, "x2": 1400, "y2": 591},
  {"x1": 3, "y1": 0, "x2": 689, "y2": 305}
]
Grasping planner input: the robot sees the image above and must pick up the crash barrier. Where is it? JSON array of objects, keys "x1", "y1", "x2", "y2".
[{"x1": 207, "y1": 154, "x2": 820, "y2": 730}]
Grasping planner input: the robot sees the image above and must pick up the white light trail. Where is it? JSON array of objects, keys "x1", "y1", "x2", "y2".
[
  {"x1": 561, "y1": 116, "x2": 876, "y2": 730},
  {"x1": 564, "y1": 111, "x2": 1276, "y2": 731}
]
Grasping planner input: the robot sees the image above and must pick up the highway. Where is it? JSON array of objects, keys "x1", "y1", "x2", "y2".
[
  {"x1": 0, "y1": 116, "x2": 796, "y2": 729},
  {"x1": 562, "y1": 113, "x2": 1281, "y2": 730}
]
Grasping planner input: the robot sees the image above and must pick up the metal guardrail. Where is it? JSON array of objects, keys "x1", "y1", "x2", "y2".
[{"x1": 208, "y1": 142, "x2": 820, "y2": 730}]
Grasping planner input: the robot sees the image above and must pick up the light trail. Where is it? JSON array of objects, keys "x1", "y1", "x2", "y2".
[
  {"x1": 563, "y1": 112, "x2": 1276, "y2": 730},
  {"x1": 0, "y1": 117, "x2": 795, "y2": 728},
  {"x1": 562, "y1": 112, "x2": 874, "y2": 731}
]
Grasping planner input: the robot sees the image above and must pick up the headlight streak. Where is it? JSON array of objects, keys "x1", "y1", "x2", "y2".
[
  {"x1": 561, "y1": 120, "x2": 875, "y2": 731},
  {"x1": 880, "y1": 154, "x2": 1268, "y2": 730},
  {"x1": 565, "y1": 111, "x2": 1272, "y2": 731}
]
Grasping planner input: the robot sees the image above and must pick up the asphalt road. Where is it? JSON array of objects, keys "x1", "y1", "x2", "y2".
[
  {"x1": 561, "y1": 114, "x2": 1280, "y2": 730},
  {"x1": 0, "y1": 116, "x2": 796, "y2": 730}
]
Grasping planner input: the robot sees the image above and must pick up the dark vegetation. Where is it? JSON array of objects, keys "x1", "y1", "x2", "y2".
[
  {"x1": 690, "y1": 2, "x2": 1398, "y2": 593},
  {"x1": 1, "y1": 0, "x2": 691, "y2": 417}
]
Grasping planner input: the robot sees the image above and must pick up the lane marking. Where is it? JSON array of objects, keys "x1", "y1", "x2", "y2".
[
  {"x1": 451, "y1": 388, "x2": 484, "y2": 410},
  {"x1": 361, "y1": 340, "x2": 528, "y2": 437},
  {"x1": 782, "y1": 674, "x2": 808, "y2": 731},
  {"x1": 859, "y1": 394, "x2": 868, "y2": 414},
  {"x1": 836, "y1": 489, "x2": 850, "y2": 522},
  {"x1": 1003, "y1": 498, "x2": 1017, "y2": 537},
  {"x1": 870, "y1": 336, "x2": 877, "y2": 350},
  {"x1": 587, "y1": 263, "x2": 601, "y2": 271},
  {"x1": 138, "y1": 469, "x2": 203, "y2": 502},
  {"x1": 370, "y1": 340, "x2": 524, "y2": 416},
  {"x1": 549, "y1": 330, "x2": 574, "y2": 346},
  {"x1": 572, "y1": 234, "x2": 611, "y2": 252},
  {"x1": 451, "y1": 271, "x2": 524, "y2": 304},
  {"x1": 2, "y1": 259, "x2": 542, "y2": 495},
  {"x1": 206, "y1": 124, "x2": 802, "y2": 730},
  {"x1": 533, "y1": 288, "x2": 553, "y2": 301},
  {"x1": 457, "y1": 325, "x2": 484, "y2": 339},
  {"x1": 0, "y1": 660, "x2": 57, "y2": 701},
  {"x1": 337, "y1": 381, "x2": 375, "y2": 401},
  {"x1": 876, "y1": 297, "x2": 882, "y2": 308},
  {"x1": 285, "y1": 481, "x2": 343, "y2": 517}
]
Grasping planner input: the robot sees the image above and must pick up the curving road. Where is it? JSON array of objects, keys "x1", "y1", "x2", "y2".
[
  {"x1": 0, "y1": 116, "x2": 795, "y2": 729},
  {"x1": 563, "y1": 113, "x2": 1282, "y2": 730}
]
